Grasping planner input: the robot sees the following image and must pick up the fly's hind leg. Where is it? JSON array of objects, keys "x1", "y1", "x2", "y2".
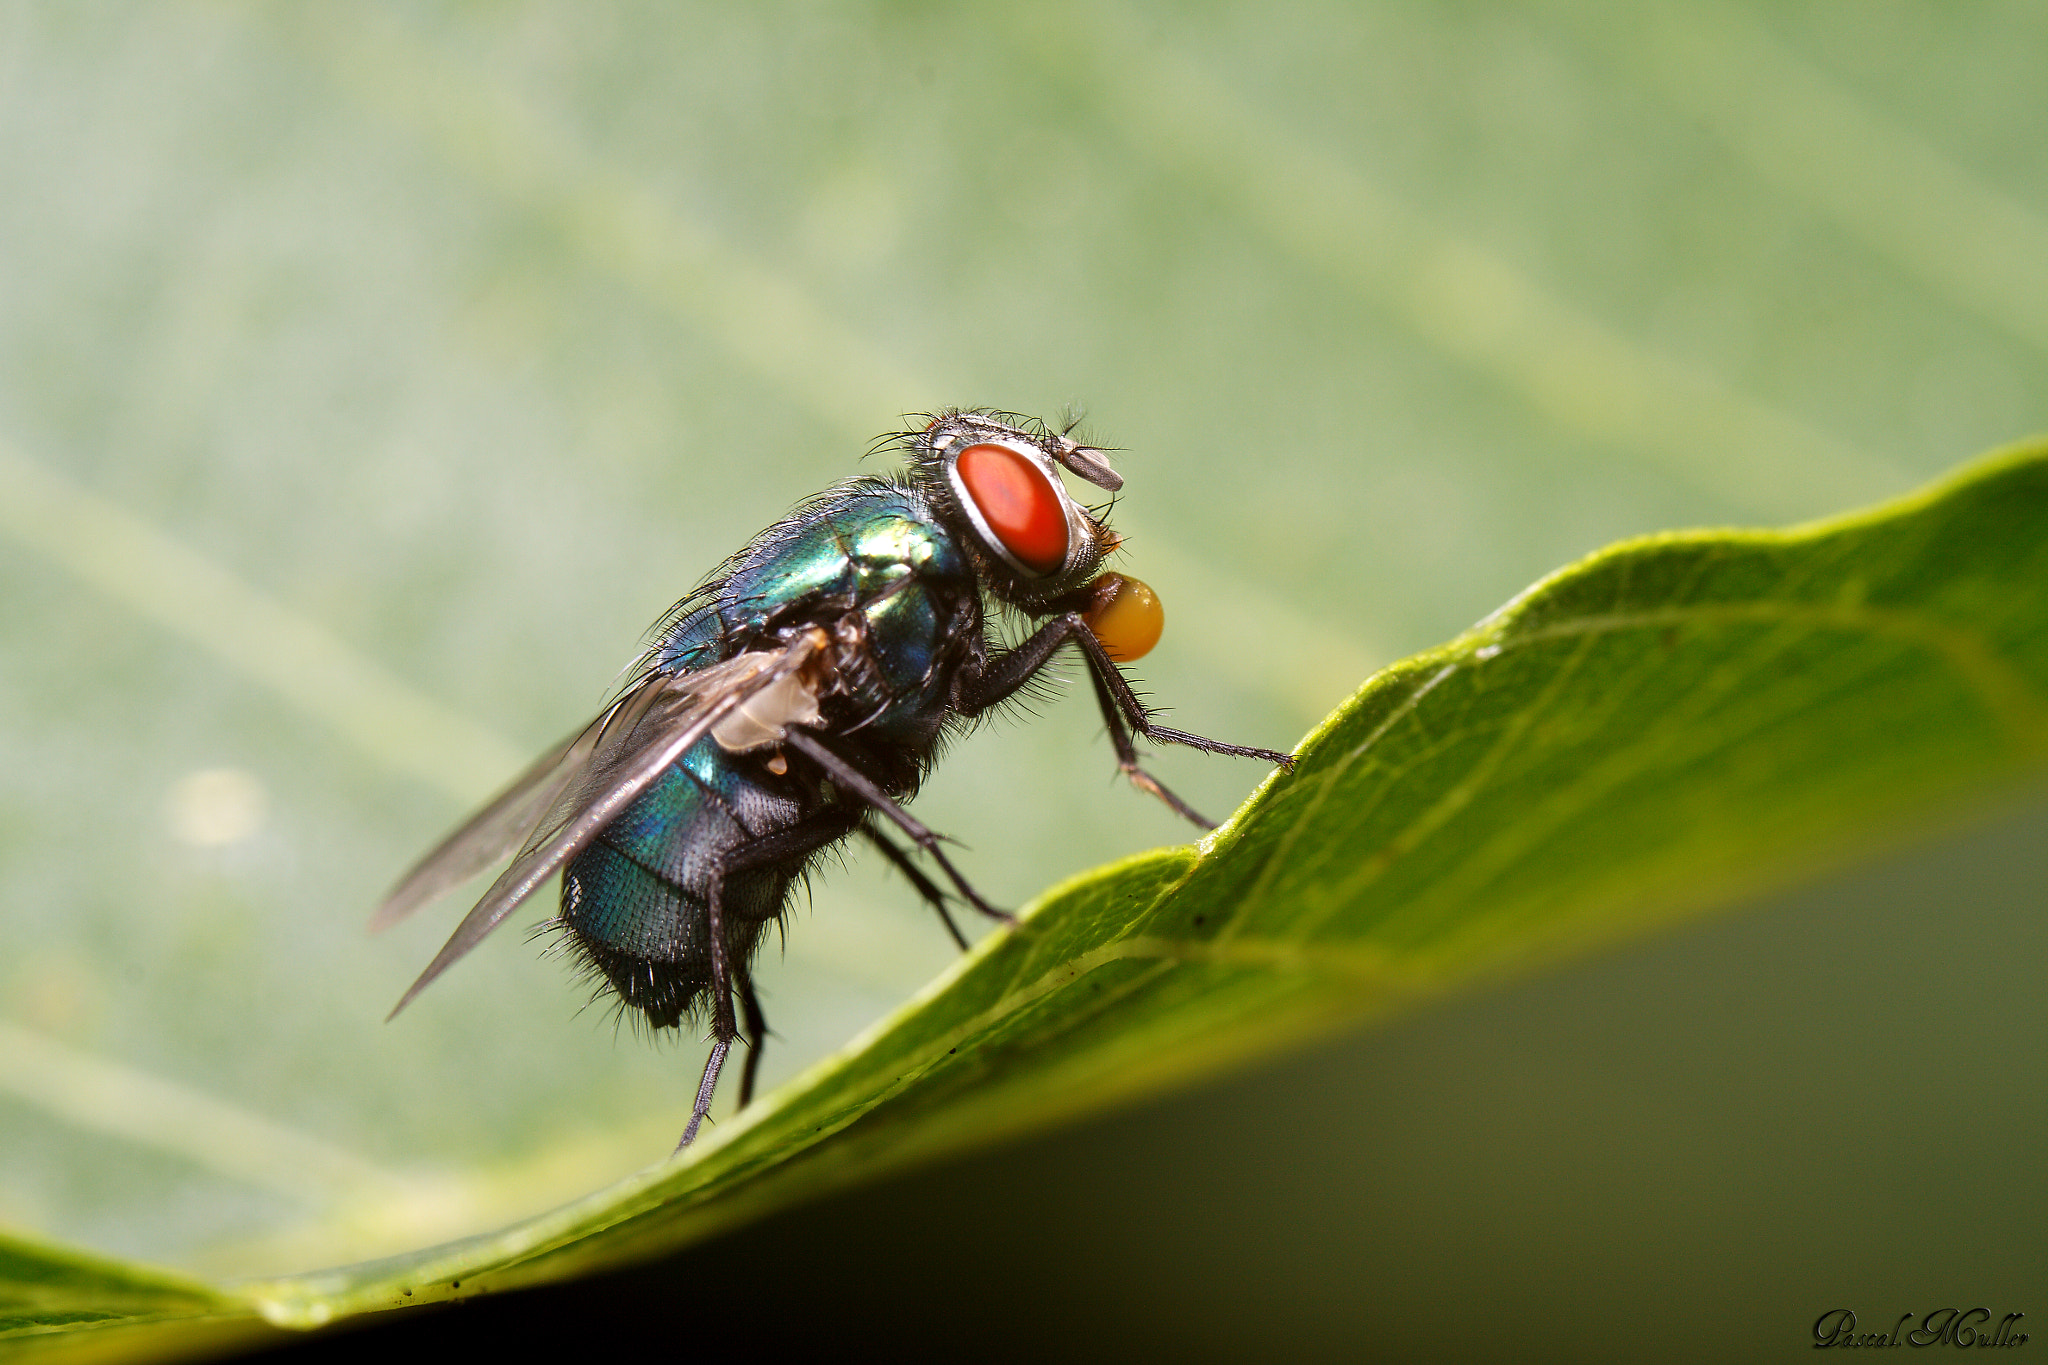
[
  {"x1": 678, "y1": 867, "x2": 738, "y2": 1152},
  {"x1": 736, "y1": 972, "x2": 768, "y2": 1109},
  {"x1": 674, "y1": 799, "x2": 865, "y2": 1152},
  {"x1": 679, "y1": 1039, "x2": 731, "y2": 1152}
]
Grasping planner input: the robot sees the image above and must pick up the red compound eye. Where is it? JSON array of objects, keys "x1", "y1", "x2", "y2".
[{"x1": 955, "y1": 443, "x2": 1069, "y2": 574}]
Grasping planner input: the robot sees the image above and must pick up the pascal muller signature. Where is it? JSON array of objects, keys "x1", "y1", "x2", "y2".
[{"x1": 1814, "y1": 1309, "x2": 2028, "y2": 1349}]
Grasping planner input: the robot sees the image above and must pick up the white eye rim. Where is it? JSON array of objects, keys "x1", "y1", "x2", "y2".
[{"x1": 942, "y1": 436, "x2": 1094, "y2": 581}]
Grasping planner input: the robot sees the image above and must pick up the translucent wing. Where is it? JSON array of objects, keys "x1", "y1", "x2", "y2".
[
  {"x1": 368, "y1": 679, "x2": 664, "y2": 933},
  {"x1": 382, "y1": 632, "x2": 826, "y2": 1019}
]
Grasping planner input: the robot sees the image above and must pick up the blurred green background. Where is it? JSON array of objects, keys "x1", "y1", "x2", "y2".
[{"x1": 0, "y1": 0, "x2": 2042, "y2": 1353}]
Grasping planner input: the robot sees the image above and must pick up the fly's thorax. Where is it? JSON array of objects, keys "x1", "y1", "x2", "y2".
[
  {"x1": 656, "y1": 479, "x2": 974, "y2": 669},
  {"x1": 776, "y1": 490, "x2": 976, "y2": 747},
  {"x1": 900, "y1": 410, "x2": 1124, "y2": 609},
  {"x1": 820, "y1": 576, "x2": 972, "y2": 753}
]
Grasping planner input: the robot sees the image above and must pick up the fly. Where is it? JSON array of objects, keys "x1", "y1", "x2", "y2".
[{"x1": 373, "y1": 410, "x2": 1292, "y2": 1149}]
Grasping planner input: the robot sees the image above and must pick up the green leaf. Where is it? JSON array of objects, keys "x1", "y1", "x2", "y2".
[
  {"x1": 0, "y1": 1232, "x2": 263, "y2": 1358},
  {"x1": 176, "y1": 440, "x2": 2028, "y2": 1325}
]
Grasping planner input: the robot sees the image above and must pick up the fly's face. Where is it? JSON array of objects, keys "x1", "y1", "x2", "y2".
[
  {"x1": 910, "y1": 410, "x2": 1163, "y2": 663},
  {"x1": 915, "y1": 412, "x2": 1121, "y2": 600}
]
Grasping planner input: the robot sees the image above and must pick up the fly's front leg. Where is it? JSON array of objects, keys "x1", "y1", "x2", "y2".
[{"x1": 959, "y1": 613, "x2": 1292, "y2": 829}]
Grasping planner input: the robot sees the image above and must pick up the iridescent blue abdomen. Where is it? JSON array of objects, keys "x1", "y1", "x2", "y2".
[{"x1": 561, "y1": 738, "x2": 805, "y2": 1027}]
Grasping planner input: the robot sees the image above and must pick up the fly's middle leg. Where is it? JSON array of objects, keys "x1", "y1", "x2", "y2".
[
  {"x1": 783, "y1": 730, "x2": 1011, "y2": 927},
  {"x1": 861, "y1": 823, "x2": 971, "y2": 950}
]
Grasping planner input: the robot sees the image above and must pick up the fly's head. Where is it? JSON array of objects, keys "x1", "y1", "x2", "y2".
[
  {"x1": 895, "y1": 409, "x2": 1163, "y2": 662},
  {"x1": 900, "y1": 410, "x2": 1120, "y2": 602}
]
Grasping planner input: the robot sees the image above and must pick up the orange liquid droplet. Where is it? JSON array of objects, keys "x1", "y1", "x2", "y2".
[{"x1": 1084, "y1": 572, "x2": 1163, "y2": 662}]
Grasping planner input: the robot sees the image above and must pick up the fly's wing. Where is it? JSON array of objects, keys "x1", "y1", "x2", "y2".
[
  {"x1": 384, "y1": 633, "x2": 825, "y2": 1019},
  {"x1": 368, "y1": 677, "x2": 667, "y2": 933}
]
